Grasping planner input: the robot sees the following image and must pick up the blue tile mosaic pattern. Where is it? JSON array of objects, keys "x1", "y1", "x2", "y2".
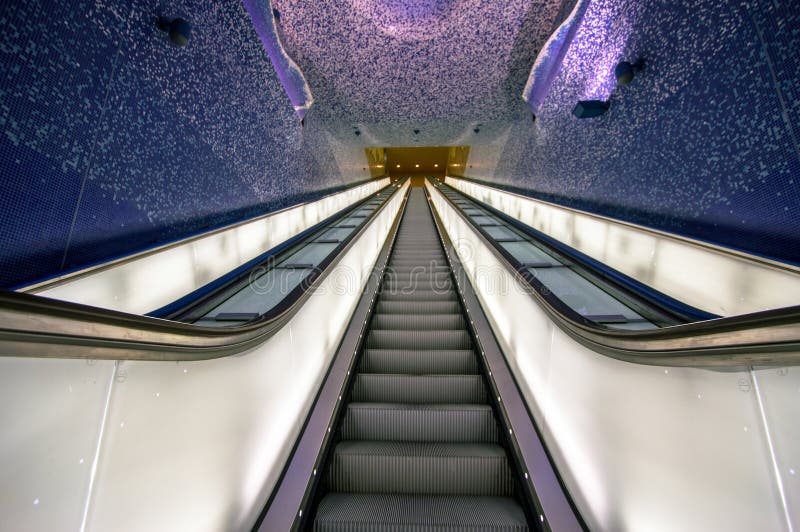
[
  {"x1": 2, "y1": 0, "x2": 799, "y2": 289},
  {"x1": 270, "y1": 0, "x2": 800, "y2": 265},
  {"x1": 0, "y1": 0, "x2": 366, "y2": 289},
  {"x1": 270, "y1": 0, "x2": 562, "y2": 146},
  {"x1": 467, "y1": 0, "x2": 800, "y2": 265}
]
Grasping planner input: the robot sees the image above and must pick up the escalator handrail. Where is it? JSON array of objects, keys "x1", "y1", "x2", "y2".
[
  {"x1": 428, "y1": 179, "x2": 800, "y2": 367},
  {"x1": 22, "y1": 178, "x2": 390, "y2": 293},
  {"x1": 445, "y1": 175, "x2": 800, "y2": 275},
  {"x1": 0, "y1": 181, "x2": 408, "y2": 362}
]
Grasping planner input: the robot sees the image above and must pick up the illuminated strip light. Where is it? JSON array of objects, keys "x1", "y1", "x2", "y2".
[
  {"x1": 427, "y1": 180, "x2": 795, "y2": 532},
  {"x1": 445, "y1": 176, "x2": 800, "y2": 316},
  {"x1": 26, "y1": 179, "x2": 390, "y2": 314},
  {"x1": 0, "y1": 182, "x2": 409, "y2": 532}
]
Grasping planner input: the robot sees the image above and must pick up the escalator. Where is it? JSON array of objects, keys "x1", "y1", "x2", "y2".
[
  {"x1": 312, "y1": 188, "x2": 531, "y2": 531},
  {"x1": 2, "y1": 179, "x2": 798, "y2": 532}
]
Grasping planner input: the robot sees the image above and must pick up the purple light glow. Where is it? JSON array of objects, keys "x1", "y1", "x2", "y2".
[
  {"x1": 242, "y1": 0, "x2": 314, "y2": 119},
  {"x1": 523, "y1": 0, "x2": 591, "y2": 113},
  {"x1": 546, "y1": 0, "x2": 634, "y2": 104},
  {"x1": 525, "y1": 0, "x2": 636, "y2": 112},
  {"x1": 574, "y1": 1, "x2": 633, "y2": 101},
  {"x1": 350, "y1": 0, "x2": 461, "y2": 41}
]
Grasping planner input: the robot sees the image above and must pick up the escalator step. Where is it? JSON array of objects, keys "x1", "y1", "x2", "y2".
[
  {"x1": 389, "y1": 256, "x2": 447, "y2": 268},
  {"x1": 382, "y1": 279, "x2": 453, "y2": 291},
  {"x1": 389, "y1": 255, "x2": 446, "y2": 262},
  {"x1": 315, "y1": 493, "x2": 528, "y2": 532},
  {"x1": 375, "y1": 301, "x2": 461, "y2": 314},
  {"x1": 383, "y1": 272, "x2": 452, "y2": 281},
  {"x1": 372, "y1": 314, "x2": 464, "y2": 330},
  {"x1": 388, "y1": 266, "x2": 452, "y2": 274},
  {"x1": 351, "y1": 374, "x2": 487, "y2": 403},
  {"x1": 379, "y1": 290, "x2": 458, "y2": 301},
  {"x1": 340, "y1": 403, "x2": 498, "y2": 442},
  {"x1": 327, "y1": 442, "x2": 514, "y2": 496},
  {"x1": 314, "y1": 189, "x2": 529, "y2": 530},
  {"x1": 366, "y1": 329, "x2": 471, "y2": 349},
  {"x1": 359, "y1": 349, "x2": 480, "y2": 374}
]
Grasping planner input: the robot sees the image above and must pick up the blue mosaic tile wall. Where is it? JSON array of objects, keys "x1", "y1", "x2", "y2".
[
  {"x1": 0, "y1": 0, "x2": 365, "y2": 289},
  {"x1": 2, "y1": 0, "x2": 798, "y2": 289},
  {"x1": 467, "y1": 0, "x2": 800, "y2": 265},
  {"x1": 270, "y1": 0, "x2": 562, "y2": 147}
]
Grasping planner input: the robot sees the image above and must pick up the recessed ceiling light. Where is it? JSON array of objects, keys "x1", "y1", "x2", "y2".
[{"x1": 434, "y1": 164, "x2": 438, "y2": 168}]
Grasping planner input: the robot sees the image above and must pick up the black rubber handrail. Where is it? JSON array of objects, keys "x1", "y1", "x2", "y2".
[
  {"x1": 22, "y1": 178, "x2": 392, "y2": 293},
  {"x1": 2, "y1": 177, "x2": 799, "y2": 367},
  {"x1": 427, "y1": 178, "x2": 800, "y2": 367},
  {"x1": 0, "y1": 181, "x2": 409, "y2": 361}
]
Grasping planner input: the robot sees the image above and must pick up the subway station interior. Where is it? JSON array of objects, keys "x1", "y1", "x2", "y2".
[{"x1": 1, "y1": 1, "x2": 799, "y2": 531}]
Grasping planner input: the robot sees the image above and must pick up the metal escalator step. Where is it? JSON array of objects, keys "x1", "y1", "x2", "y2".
[
  {"x1": 391, "y1": 252, "x2": 446, "y2": 258},
  {"x1": 388, "y1": 266, "x2": 451, "y2": 274},
  {"x1": 366, "y1": 329, "x2": 471, "y2": 349},
  {"x1": 313, "y1": 190, "x2": 528, "y2": 530},
  {"x1": 382, "y1": 278, "x2": 453, "y2": 291},
  {"x1": 375, "y1": 300, "x2": 461, "y2": 314},
  {"x1": 390, "y1": 252, "x2": 445, "y2": 258},
  {"x1": 351, "y1": 374, "x2": 487, "y2": 403},
  {"x1": 327, "y1": 442, "x2": 514, "y2": 496},
  {"x1": 372, "y1": 313, "x2": 464, "y2": 330},
  {"x1": 340, "y1": 403, "x2": 498, "y2": 442},
  {"x1": 389, "y1": 260, "x2": 449, "y2": 267},
  {"x1": 378, "y1": 290, "x2": 457, "y2": 302},
  {"x1": 359, "y1": 349, "x2": 480, "y2": 374},
  {"x1": 388, "y1": 260, "x2": 447, "y2": 267},
  {"x1": 314, "y1": 493, "x2": 529, "y2": 532},
  {"x1": 384, "y1": 271, "x2": 451, "y2": 280}
]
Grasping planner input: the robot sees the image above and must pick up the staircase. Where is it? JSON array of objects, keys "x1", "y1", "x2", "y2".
[{"x1": 313, "y1": 188, "x2": 529, "y2": 531}]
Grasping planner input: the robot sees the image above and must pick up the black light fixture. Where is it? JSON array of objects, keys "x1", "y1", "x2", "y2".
[
  {"x1": 572, "y1": 99, "x2": 610, "y2": 118},
  {"x1": 157, "y1": 17, "x2": 191, "y2": 47},
  {"x1": 572, "y1": 58, "x2": 644, "y2": 118},
  {"x1": 615, "y1": 59, "x2": 645, "y2": 85}
]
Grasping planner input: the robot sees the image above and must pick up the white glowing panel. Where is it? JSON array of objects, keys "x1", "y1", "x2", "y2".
[
  {"x1": 26, "y1": 179, "x2": 390, "y2": 315},
  {"x1": 749, "y1": 366, "x2": 800, "y2": 528},
  {"x1": 0, "y1": 181, "x2": 407, "y2": 532},
  {"x1": 445, "y1": 177, "x2": 800, "y2": 316},
  {"x1": 81, "y1": 181, "x2": 408, "y2": 532},
  {"x1": 428, "y1": 181, "x2": 796, "y2": 532},
  {"x1": 0, "y1": 358, "x2": 116, "y2": 531}
]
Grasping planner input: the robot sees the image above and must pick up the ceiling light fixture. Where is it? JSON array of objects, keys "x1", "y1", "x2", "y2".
[
  {"x1": 572, "y1": 99, "x2": 610, "y2": 118},
  {"x1": 615, "y1": 59, "x2": 645, "y2": 85},
  {"x1": 157, "y1": 16, "x2": 191, "y2": 47}
]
